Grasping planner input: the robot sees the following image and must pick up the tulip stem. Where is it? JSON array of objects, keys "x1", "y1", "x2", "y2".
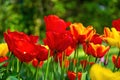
[
  {"x1": 76, "y1": 45, "x2": 79, "y2": 80},
  {"x1": 34, "y1": 65, "x2": 39, "y2": 80},
  {"x1": 95, "y1": 58, "x2": 98, "y2": 63},
  {"x1": 117, "y1": 68, "x2": 119, "y2": 71},
  {"x1": 6, "y1": 52, "x2": 12, "y2": 73},
  {"x1": 61, "y1": 52, "x2": 65, "y2": 80},
  {"x1": 17, "y1": 62, "x2": 23, "y2": 80},
  {"x1": 45, "y1": 50, "x2": 50, "y2": 80},
  {"x1": 17, "y1": 59, "x2": 20, "y2": 73},
  {"x1": 73, "y1": 48, "x2": 77, "y2": 70}
]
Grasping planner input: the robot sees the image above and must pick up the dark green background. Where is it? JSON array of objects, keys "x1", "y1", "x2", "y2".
[{"x1": 0, "y1": 0, "x2": 120, "y2": 41}]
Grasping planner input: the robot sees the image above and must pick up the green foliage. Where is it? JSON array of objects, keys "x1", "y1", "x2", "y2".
[{"x1": 0, "y1": 0, "x2": 120, "y2": 40}]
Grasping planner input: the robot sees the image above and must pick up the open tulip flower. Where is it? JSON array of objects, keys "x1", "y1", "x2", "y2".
[
  {"x1": 90, "y1": 64, "x2": 120, "y2": 80},
  {"x1": 103, "y1": 27, "x2": 120, "y2": 48},
  {"x1": 83, "y1": 43, "x2": 110, "y2": 58},
  {"x1": 4, "y1": 30, "x2": 40, "y2": 62},
  {"x1": 4, "y1": 30, "x2": 39, "y2": 51},
  {"x1": 70, "y1": 23, "x2": 95, "y2": 44}
]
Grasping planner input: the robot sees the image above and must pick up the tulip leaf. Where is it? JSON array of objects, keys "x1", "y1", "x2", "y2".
[
  {"x1": 81, "y1": 71, "x2": 87, "y2": 80},
  {"x1": 0, "y1": 62, "x2": 6, "y2": 67}
]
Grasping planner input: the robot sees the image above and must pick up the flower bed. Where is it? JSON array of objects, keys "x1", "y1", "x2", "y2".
[{"x1": 0, "y1": 15, "x2": 120, "y2": 80}]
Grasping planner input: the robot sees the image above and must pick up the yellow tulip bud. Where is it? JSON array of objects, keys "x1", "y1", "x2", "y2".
[{"x1": 0, "y1": 43, "x2": 9, "y2": 57}]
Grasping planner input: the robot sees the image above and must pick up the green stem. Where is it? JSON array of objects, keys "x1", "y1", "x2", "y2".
[
  {"x1": 95, "y1": 57, "x2": 98, "y2": 63},
  {"x1": 17, "y1": 59, "x2": 20, "y2": 73},
  {"x1": 73, "y1": 49, "x2": 76, "y2": 70},
  {"x1": 61, "y1": 52, "x2": 65, "y2": 80},
  {"x1": 34, "y1": 66, "x2": 39, "y2": 80},
  {"x1": 6, "y1": 52, "x2": 12, "y2": 73},
  {"x1": 17, "y1": 62, "x2": 23, "y2": 80},
  {"x1": 45, "y1": 50, "x2": 50, "y2": 80},
  {"x1": 117, "y1": 68, "x2": 119, "y2": 71},
  {"x1": 76, "y1": 45, "x2": 79, "y2": 80}
]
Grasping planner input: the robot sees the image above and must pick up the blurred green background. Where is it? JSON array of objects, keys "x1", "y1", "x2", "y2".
[{"x1": 0, "y1": 0, "x2": 120, "y2": 42}]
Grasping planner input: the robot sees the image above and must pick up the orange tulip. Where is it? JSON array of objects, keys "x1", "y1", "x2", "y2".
[
  {"x1": 83, "y1": 43, "x2": 110, "y2": 58},
  {"x1": 103, "y1": 27, "x2": 112, "y2": 38},
  {"x1": 70, "y1": 23, "x2": 95, "y2": 44}
]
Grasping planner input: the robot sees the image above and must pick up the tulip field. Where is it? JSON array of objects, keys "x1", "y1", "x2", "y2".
[{"x1": 1, "y1": 15, "x2": 120, "y2": 80}]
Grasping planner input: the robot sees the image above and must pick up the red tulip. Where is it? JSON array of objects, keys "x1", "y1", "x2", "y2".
[
  {"x1": 13, "y1": 40, "x2": 38, "y2": 62},
  {"x1": 29, "y1": 35, "x2": 39, "y2": 43},
  {"x1": 80, "y1": 60, "x2": 95, "y2": 69},
  {"x1": 54, "y1": 46, "x2": 74, "y2": 62},
  {"x1": 80, "y1": 60, "x2": 88, "y2": 69},
  {"x1": 90, "y1": 34, "x2": 103, "y2": 44},
  {"x1": 36, "y1": 45, "x2": 49, "y2": 61},
  {"x1": 44, "y1": 15, "x2": 71, "y2": 33},
  {"x1": 4, "y1": 30, "x2": 39, "y2": 62},
  {"x1": 4, "y1": 30, "x2": 39, "y2": 51},
  {"x1": 32, "y1": 58, "x2": 44, "y2": 68},
  {"x1": 112, "y1": 55, "x2": 120, "y2": 68},
  {"x1": 67, "y1": 71, "x2": 82, "y2": 80},
  {"x1": 44, "y1": 32, "x2": 73, "y2": 54},
  {"x1": 112, "y1": 18, "x2": 120, "y2": 31}
]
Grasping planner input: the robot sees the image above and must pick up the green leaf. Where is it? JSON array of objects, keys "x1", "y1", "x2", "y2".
[
  {"x1": 81, "y1": 71, "x2": 87, "y2": 80},
  {"x1": 0, "y1": 62, "x2": 6, "y2": 67}
]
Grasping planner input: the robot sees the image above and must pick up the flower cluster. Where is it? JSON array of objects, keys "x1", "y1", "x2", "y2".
[{"x1": 1, "y1": 15, "x2": 120, "y2": 80}]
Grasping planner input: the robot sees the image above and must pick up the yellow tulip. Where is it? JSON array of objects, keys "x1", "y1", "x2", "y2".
[
  {"x1": 103, "y1": 27, "x2": 120, "y2": 48},
  {"x1": 0, "y1": 43, "x2": 9, "y2": 57},
  {"x1": 90, "y1": 64, "x2": 120, "y2": 80}
]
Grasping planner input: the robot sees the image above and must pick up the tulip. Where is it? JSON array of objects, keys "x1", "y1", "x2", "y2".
[
  {"x1": 112, "y1": 18, "x2": 120, "y2": 31},
  {"x1": 36, "y1": 45, "x2": 49, "y2": 61},
  {"x1": 67, "y1": 71, "x2": 82, "y2": 80},
  {"x1": 70, "y1": 23, "x2": 95, "y2": 44},
  {"x1": 103, "y1": 27, "x2": 120, "y2": 48},
  {"x1": 0, "y1": 43, "x2": 9, "y2": 57},
  {"x1": 4, "y1": 30, "x2": 39, "y2": 62},
  {"x1": 44, "y1": 15, "x2": 71, "y2": 33},
  {"x1": 44, "y1": 32, "x2": 73, "y2": 54},
  {"x1": 112, "y1": 55, "x2": 120, "y2": 68},
  {"x1": 83, "y1": 43, "x2": 110, "y2": 58},
  {"x1": 32, "y1": 58, "x2": 44, "y2": 68},
  {"x1": 90, "y1": 64, "x2": 120, "y2": 80}
]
